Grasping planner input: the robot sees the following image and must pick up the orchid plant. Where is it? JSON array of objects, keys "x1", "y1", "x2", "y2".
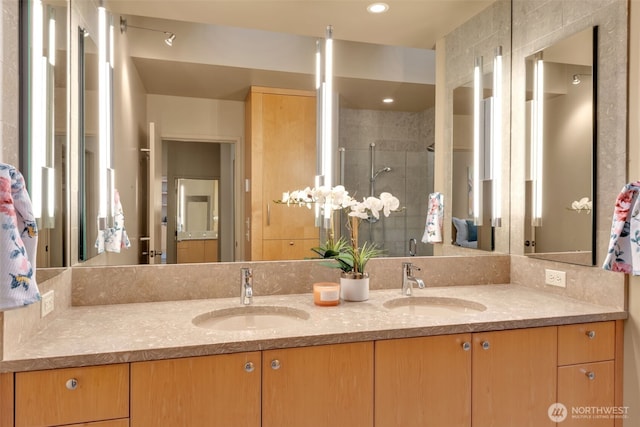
[{"x1": 279, "y1": 185, "x2": 401, "y2": 277}]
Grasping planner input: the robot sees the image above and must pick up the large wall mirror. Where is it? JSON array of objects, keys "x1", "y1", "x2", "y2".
[
  {"x1": 61, "y1": 0, "x2": 498, "y2": 268},
  {"x1": 524, "y1": 27, "x2": 597, "y2": 266}
]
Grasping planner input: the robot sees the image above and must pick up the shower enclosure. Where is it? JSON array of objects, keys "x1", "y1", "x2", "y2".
[{"x1": 338, "y1": 108, "x2": 435, "y2": 257}]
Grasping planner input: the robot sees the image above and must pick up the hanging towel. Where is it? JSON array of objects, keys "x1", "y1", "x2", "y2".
[
  {"x1": 0, "y1": 163, "x2": 40, "y2": 310},
  {"x1": 603, "y1": 181, "x2": 640, "y2": 274},
  {"x1": 422, "y1": 192, "x2": 444, "y2": 244},
  {"x1": 95, "y1": 189, "x2": 131, "y2": 254}
]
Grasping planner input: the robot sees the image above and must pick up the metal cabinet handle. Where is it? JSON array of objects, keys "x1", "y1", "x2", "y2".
[
  {"x1": 65, "y1": 378, "x2": 78, "y2": 390},
  {"x1": 586, "y1": 330, "x2": 596, "y2": 339},
  {"x1": 271, "y1": 359, "x2": 281, "y2": 370},
  {"x1": 481, "y1": 341, "x2": 490, "y2": 350},
  {"x1": 244, "y1": 362, "x2": 255, "y2": 373},
  {"x1": 288, "y1": 241, "x2": 294, "y2": 246},
  {"x1": 462, "y1": 342, "x2": 471, "y2": 351},
  {"x1": 267, "y1": 204, "x2": 271, "y2": 226},
  {"x1": 585, "y1": 371, "x2": 596, "y2": 380}
]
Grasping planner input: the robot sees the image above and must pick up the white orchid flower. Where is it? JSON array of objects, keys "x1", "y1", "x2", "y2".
[{"x1": 379, "y1": 192, "x2": 400, "y2": 216}]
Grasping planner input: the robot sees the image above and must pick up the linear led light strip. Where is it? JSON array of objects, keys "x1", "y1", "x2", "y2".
[
  {"x1": 473, "y1": 56, "x2": 483, "y2": 226},
  {"x1": 532, "y1": 54, "x2": 544, "y2": 226},
  {"x1": 98, "y1": 7, "x2": 115, "y2": 223},
  {"x1": 492, "y1": 46, "x2": 503, "y2": 227},
  {"x1": 315, "y1": 26, "x2": 334, "y2": 224}
]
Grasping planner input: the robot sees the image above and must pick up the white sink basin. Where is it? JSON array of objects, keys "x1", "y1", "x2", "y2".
[
  {"x1": 383, "y1": 296, "x2": 487, "y2": 316},
  {"x1": 192, "y1": 306, "x2": 310, "y2": 331}
]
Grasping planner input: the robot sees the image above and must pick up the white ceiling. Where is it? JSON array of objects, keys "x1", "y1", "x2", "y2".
[{"x1": 106, "y1": 0, "x2": 495, "y2": 111}]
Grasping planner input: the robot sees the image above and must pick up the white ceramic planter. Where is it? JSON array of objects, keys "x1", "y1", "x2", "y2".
[{"x1": 340, "y1": 274, "x2": 370, "y2": 302}]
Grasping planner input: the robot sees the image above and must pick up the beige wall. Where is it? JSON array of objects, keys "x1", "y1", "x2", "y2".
[{"x1": 626, "y1": 1, "x2": 640, "y2": 423}]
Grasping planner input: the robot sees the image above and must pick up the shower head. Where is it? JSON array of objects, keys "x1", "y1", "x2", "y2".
[{"x1": 373, "y1": 167, "x2": 392, "y2": 180}]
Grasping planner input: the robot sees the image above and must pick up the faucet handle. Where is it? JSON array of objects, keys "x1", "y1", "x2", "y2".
[{"x1": 403, "y1": 262, "x2": 421, "y2": 274}]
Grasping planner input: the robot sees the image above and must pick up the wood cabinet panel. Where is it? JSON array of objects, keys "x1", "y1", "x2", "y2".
[
  {"x1": 245, "y1": 87, "x2": 318, "y2": 260},
  {"x1": 263, "y1": 342, "x2": 374, "y2": 427},
  {"x1": 130, "y1": 352, "x2": 260, "y2": 427},
  {"x1": 375, "y1": 334, "x2": 472, "y2": 427},
  {"x1": 472, "y1": 327, "x2": 557, "y2": 427},
  {"x1": 558, "y1": 321, "x2": 615, "y2": 366},
  {"x1": 15, "y1": 364, "x2": 129, "y2": 427},
  {"x1": 0, "y1": 373, "x2": 13, "y2": 427},
  {"x1": 177, "y1": 239, "x2": 218, "y2": 263},
  {"x1": 558, "y1": 361, "x2": 615, "y2": 427}
]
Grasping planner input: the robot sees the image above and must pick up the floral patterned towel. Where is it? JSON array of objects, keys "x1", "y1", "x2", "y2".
[
  {"x1": 95, "y1": 189, "x2": 131, "y2": 254},
  {"x1": 603, "y1": 181, "x2": 640, "y2": 274},
  {"x1": 422, "y1": 192, "x2": 444, "y2": 243},
  {"x1": 0, "y1": 163, "x2": 40, "y2": 310}
]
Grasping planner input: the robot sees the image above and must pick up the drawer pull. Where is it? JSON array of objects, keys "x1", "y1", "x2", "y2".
[
  {"x1": 244, "y1": 361, "x2": 255, "y2": 373},
  {"x1": 481, "y1": 341, "x2": 490, "y2": 350},
  {"x1": 271, "y1": 359, "x2": 281, "y2": 370},
  {"x1": 586, "y1": 330, "x2": 596, "y2": 339},
  {"x1": 462, "y1": 342, "x2": 471, "y2": 351},
  {"x1": 65, "y1": 378, "x2": 78, "y2": 390},
  {"x1": 585, "y1": 371, "x2": 596, "y2": 380}
]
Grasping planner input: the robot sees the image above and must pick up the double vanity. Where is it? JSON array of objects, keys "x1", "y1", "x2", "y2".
[{"x1": 0, "y1": 257, "x2": 627, "y2": 427}]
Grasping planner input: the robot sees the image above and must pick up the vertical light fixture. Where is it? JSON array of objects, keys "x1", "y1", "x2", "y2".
[
  {"x1": 531, "y1": 52, "x2": 544, "y2": 226},
  {"x1": 30, "y1": 0, "x2": 44, "y2": 221},
  {"x1": 30, "y1": 1, "x2": 57, "y2": 227},
  {"x1": 316, "y1": 25, "x2": 334, "y2": 226},
  {"x1": 491, "y1": 46, "x2": 503, "y2": 227},
  {"x1": 473, "y1": 56, "x2": 483, "y2": 226},
  {"x1": 98, "y1": 6, "x2": 115, "y2": 227}
]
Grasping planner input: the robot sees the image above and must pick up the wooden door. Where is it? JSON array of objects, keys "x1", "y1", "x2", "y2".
[
  {"x1": 131, "y1": 352, "x2": 261, "y2": 427},
  {"x1": 375, "y1": 334, "x2": 472, "y2": 427},
  {"x1": 263, "y1": 342, "x2": 374, "y2": 427},
  {"x1": 472, "y1": 327, "x2": 557, "y2": 427}
]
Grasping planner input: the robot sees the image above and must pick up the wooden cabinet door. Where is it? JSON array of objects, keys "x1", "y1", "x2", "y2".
[
  {"x1": 131, "y1": 352, "x2": 261, "y2": 427},
  {"x1": 558, "y1": 361, "x2": 615, "y2": 427},
  {"x1": 15, "y1": 364, "x2": 129, "y2": 427},
  {"x1": 472, "y1": 327, "x2": 557, "y2": 427},
  {"x1": 263, "y1": 342, "x2": 374, "y2": 427},
  {"x1": 375, "y1": 334, "x2": 472, "y2": 427}
]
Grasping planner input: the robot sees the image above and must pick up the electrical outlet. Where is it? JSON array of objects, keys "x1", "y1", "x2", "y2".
[
  {"x1": 41, "y1": 290, "x2": 54, "y2": 317},
  {"x1": 545, "y1": 269, "x2": 566, "y2": 288}
]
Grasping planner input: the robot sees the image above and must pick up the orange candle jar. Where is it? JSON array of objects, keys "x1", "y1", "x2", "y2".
[{"x1": 313, "y1": 282, "x2": 340, "y2": 306}]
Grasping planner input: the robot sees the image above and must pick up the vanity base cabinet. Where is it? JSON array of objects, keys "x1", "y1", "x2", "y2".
[
  {"x1": 176, "y1": 239, "x2": 218, "y2": 263},
  {"x1": 472, "y1": 327, "x2": 558, "y2": 427},
  {"x1": 263, "y1": 342, "x2": 374, "y2": 427},
  {"x1": 14, "y1": 364, "x2": 129, "y2": 427},
  {"x1": 130, "y1": 352, "x2": 261, "y2": 427},
  {"x1": 375, "y1": 334, "x2": 472, "y2": 427}
]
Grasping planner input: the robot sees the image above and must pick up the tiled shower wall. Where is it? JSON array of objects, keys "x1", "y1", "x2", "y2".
[{"x1": 339, "y1": 107, "x2": 435, "y2": 257}]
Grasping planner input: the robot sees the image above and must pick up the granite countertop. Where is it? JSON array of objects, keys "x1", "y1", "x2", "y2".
[{"x1": 0, "y1": 284, "x2": 627, "y2": 372}]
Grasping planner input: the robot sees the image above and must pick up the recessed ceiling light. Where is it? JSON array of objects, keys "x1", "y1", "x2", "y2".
[
  {"x1": 367, "y1": 3, "x2": 389, "y2": 14},
  {"x1": 382, "y1": 98, "x2": 394, "y2": 104}
]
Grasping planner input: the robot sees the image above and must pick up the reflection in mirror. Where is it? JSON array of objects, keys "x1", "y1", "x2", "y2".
[
  {"x1": 78, "y1": 28, "x2": 100, "y2": 261},
  {"x1": 21, "y1": 0, "x2": 67, "y2": 267},
  {"x1": 524, "y1": 27, "x2": 597, "y2": 266},
  {"x1": 451, "y1": 64, "x2": 496, "y2": 251},
  {"x1": 175, "y1": 178, "x2": 219, "y2": 264}
]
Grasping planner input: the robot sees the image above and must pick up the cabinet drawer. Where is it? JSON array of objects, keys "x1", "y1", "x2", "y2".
[
  {"x1": 66, "y1": 420, "x2": 129, "y2": 427},
  {"x1": 558, "y1": 361, "x2": 615, "y2": 427},
  {"x1": 15, "y1": 364, "x2": 129, "y2": 427},
  {"x1": 558, "y1": 321, "x2": 615, "y2": 365}
]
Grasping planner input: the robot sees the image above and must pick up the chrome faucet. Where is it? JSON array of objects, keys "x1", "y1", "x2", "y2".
[
  {"x1": 241, "y1": 267, "x2": 253, "y2": 305},
  {"x1": 402, "y1": 262, "x2": 425, "y2": 296}
]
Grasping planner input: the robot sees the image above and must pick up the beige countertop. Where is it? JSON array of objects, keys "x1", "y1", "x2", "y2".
[{"x1": 0, "y1": 284, "x2": 627, "y2": 372}]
